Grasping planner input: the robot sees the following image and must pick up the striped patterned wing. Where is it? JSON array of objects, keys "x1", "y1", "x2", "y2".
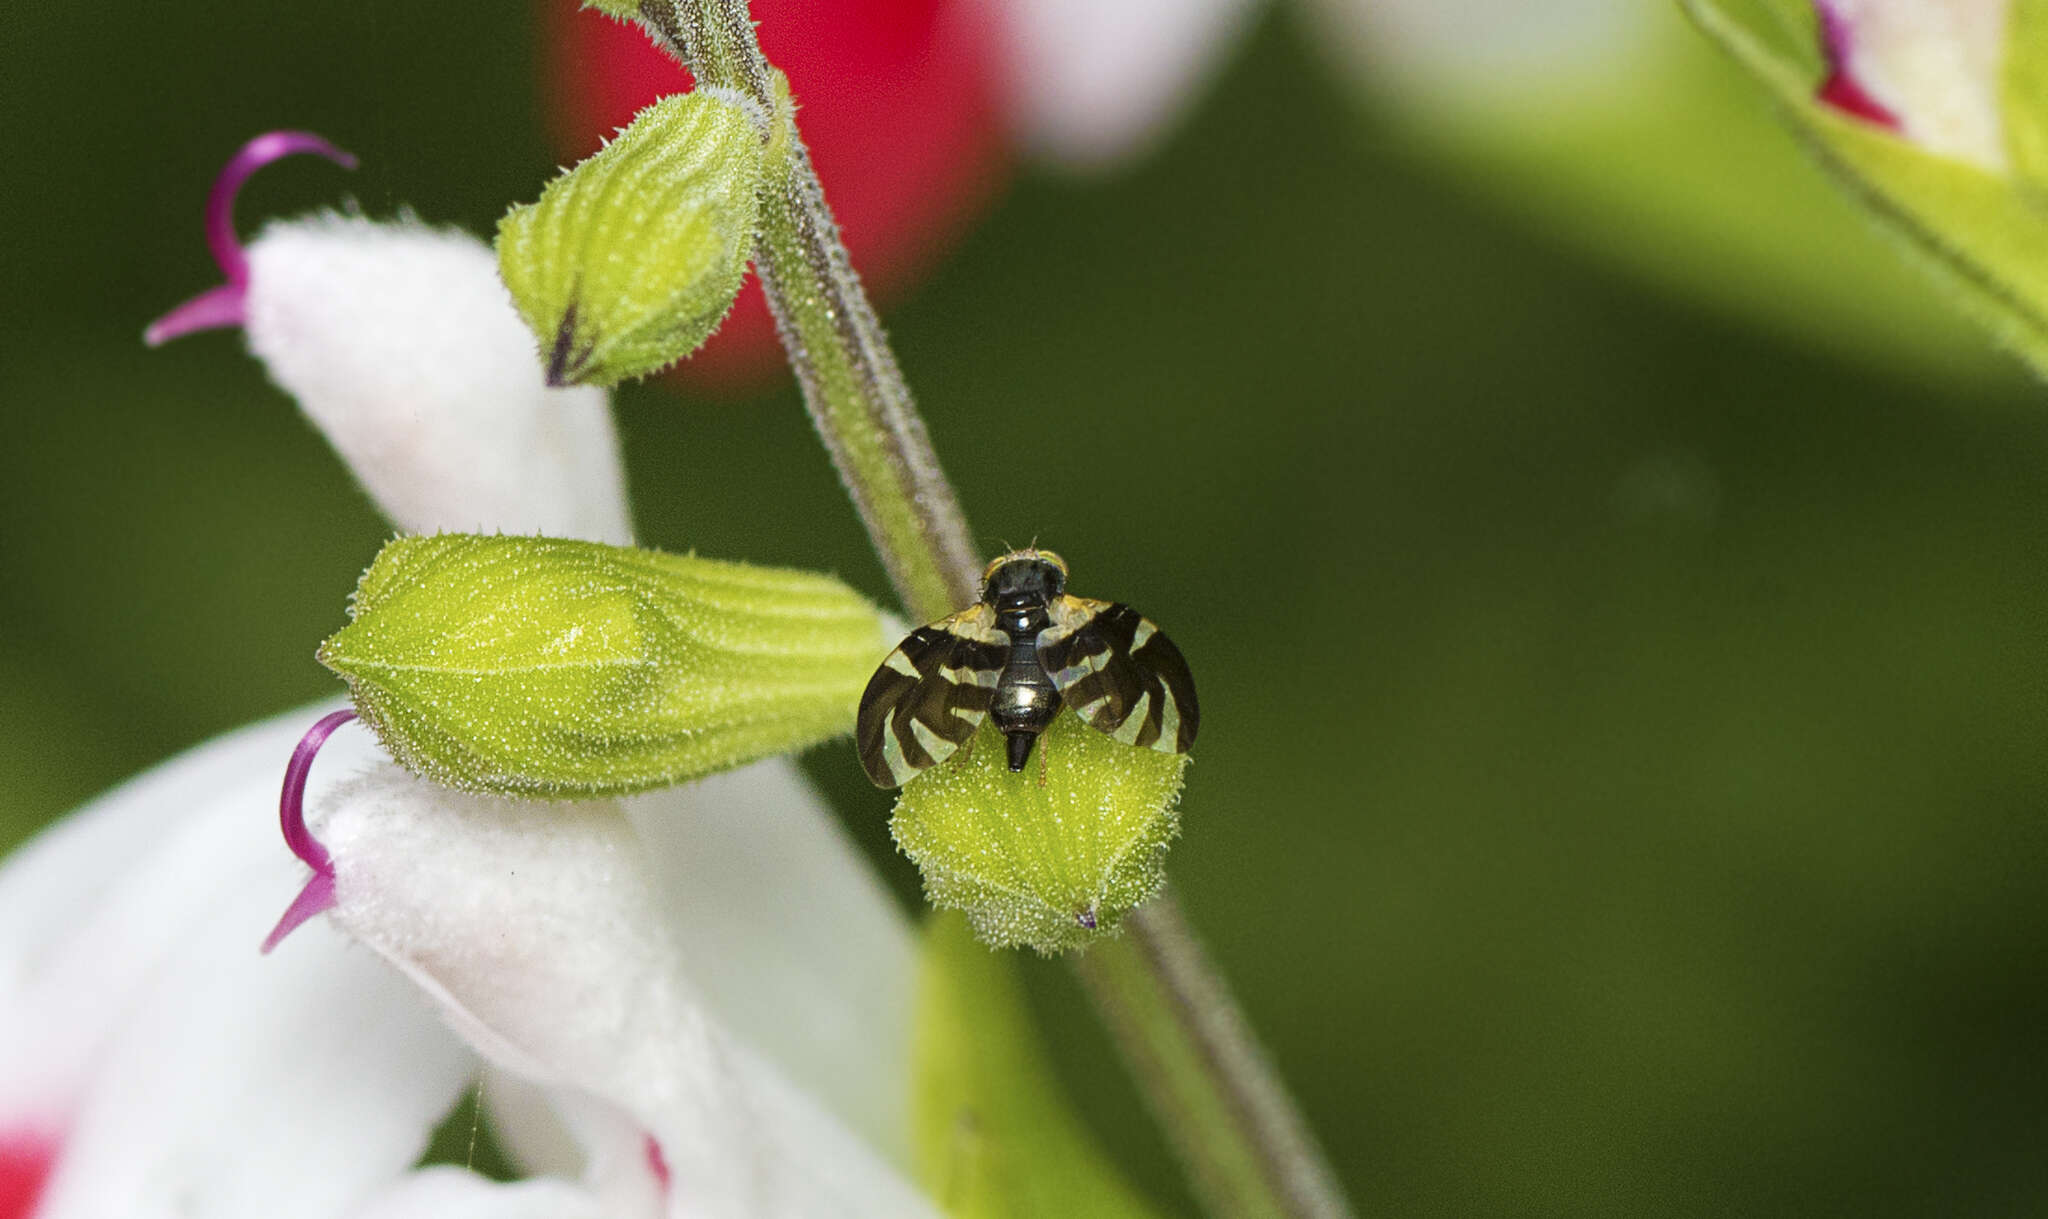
[
  {"x1": 1039, "y1": 597, "x2": 1199, "y2": 753},
  {"x1": 855, "y1": 605, "x2": 1008, "y2": 787}
]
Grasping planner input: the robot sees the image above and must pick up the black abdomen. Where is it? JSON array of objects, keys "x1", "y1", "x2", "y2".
[{"x1": 992, "y1": 635, "x2": 1061, "y2": 770}]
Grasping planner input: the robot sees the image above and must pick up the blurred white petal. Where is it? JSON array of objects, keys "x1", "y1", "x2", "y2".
[
  {"x1": 481, "y1": 1068, "x2": 586, "y2": 1181},
  {"x1": 313, "y1": 765, "x2": 938, "y2": 1219},
  {"x1": 1001, "y1": 0, "x2": 1261, "y2": 167},
  {"x1": 626, "y1": 760, "x2": 915, "y2": 1164},
  {"x1": 1298, "y1": 0, "x2": 1653, "y2": 102},
  {"x1": 1820, "y1": 0, "x2": 2009, "y2": 166},
  {"x1": 244, "y1": 216, "x2": 633, "y2": 543},
  {"x1": 346, "y1": 1167, "x2": 606, "y2": 1219},
  {"x1": 0, "y1": 704, "x2": 477, "y2": 1219}
]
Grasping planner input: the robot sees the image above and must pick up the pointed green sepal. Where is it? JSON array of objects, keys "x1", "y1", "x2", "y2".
[
  {"x1": 496, "y1": 90, "x2": 764, "y2": 387},
  {"x1": 890, "y1": 714, "x2": 1188, "y2": 955},
  {"x1": 319, "y1": 534, "x2": 886, "y2": 796},
  {"x1": 912, "y1": 912, "x2": 1166, "y2": 1217}
]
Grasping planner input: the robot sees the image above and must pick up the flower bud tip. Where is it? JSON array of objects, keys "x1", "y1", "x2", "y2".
[
  {"x1": 496, "y1": 92, "x2": 763, "y2": 386},
  {"x1": 545, "y1": 304, "x2": 593, "y2": 387}
]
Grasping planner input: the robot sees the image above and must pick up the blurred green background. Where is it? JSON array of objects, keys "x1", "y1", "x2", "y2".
[{"x1": 6, "y1": 2, "x2": 2048, "y2": 1215}]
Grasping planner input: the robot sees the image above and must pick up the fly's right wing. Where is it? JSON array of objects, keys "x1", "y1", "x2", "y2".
[{"x1": 1038, "y1": 596, "x2": 1198, "y2": 754}]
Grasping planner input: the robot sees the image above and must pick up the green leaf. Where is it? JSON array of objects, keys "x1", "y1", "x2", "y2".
[
  {"x1": 1683, "y1": 0, "x2": 2048, "y2": 378},
  {"x1": 891, "y1": 714, "x2": 1187, "y2": 955},
  {"x1": 320, "y1": 534, "x2": 885, "y2": 796},
  {"x1": 912, "y1": 912, "x2": 1164, "y2": 1219},
  {"x1": 496, "y1": 90, "x2": 764, "y2": 387}
]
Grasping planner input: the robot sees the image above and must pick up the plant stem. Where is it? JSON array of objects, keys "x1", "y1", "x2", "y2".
[
  {"x1": 639, "y1": 0, "x2": 979, "y2": 621},
  {"x1": 648, "y1": 2, "x2": 1355, "y2": 1213},
  {"x1": 1078, "y1": 895, "x2": 1355, "y2": 1218}
]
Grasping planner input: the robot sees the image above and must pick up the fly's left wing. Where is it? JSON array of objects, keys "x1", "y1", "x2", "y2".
[
  {"x1": 855, "y1": 604, "x2": 1009, "y2": 787},
  {"x1": 1038, "y1": 597, "x2": 1199, "y2": 754}
]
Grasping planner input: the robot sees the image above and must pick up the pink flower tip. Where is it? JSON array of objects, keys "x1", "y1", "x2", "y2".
[
  {"x1": 645, "y1": 1134, "x2": 672, "y2": 1196},
  {"x1": 0, "y1": 1130, "x2": 60, "y2": 1219},
  {"x1": 261, "y1": 708, "x2": 358, "y2": 954},
  {"x1": 144, "y1": 130, "x2": 357, "y2": 348},
  {"x1": 1813, "y1": 2, "x2": 1902, "y2": 130}
]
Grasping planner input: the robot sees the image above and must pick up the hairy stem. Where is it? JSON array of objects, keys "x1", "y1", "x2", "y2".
[
  {"x1": 1079, "y1": 895, "x2": 1356, "y2": 1218},
  {"x1": 640, "y1": 0, "x2": 979, "y2": 620},
  {"x1": 649, "y1": 1, "x2": 1354, "y2": 1213}
]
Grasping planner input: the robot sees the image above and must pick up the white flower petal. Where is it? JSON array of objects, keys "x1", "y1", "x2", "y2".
[
  {"x1": 0, "y1": 704, "x2": 478, "y2": 1219},
  {"x1": 313, "y1": 766, "x2": 938, "y2": 1219},
  {"x1": 625, "y1": 760, "x2": 915, "y2": 1165},
  {"x1": 480, "y1": 1067, "x2": 586, "y2": 1181},
  {"x1": 1001, "y1": 0, "x2": 1261, "y2": 168},
  {"x1": 244, "y1": 215, "x2": 634, "y2": 543},
  {"x1": 1296, "y1": 0, "x2": 1653, "y2": 101},
  {"x1": 1821, "y1": 0, "x2": 2010, "y2": 167},
  {"x1": 346, "y1": 1167, "x2": 607, "y2": 1219}
]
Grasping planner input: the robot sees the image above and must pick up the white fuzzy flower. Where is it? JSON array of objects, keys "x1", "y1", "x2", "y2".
[
  {"x1": 146, "y1": 132, "x2": 632, "y2": 543},
  {"x1": 2, "y1": 135, "x2": 938, "y2": 1218}
]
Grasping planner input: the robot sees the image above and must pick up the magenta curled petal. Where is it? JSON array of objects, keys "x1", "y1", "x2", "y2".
[
  {"x1": 260, "y1": 708, "x2": 358, "y2": 954},
  {"x1": 206, "y1": 131, "x2": 358, "y2": 285},
  {"x1": 144, "y1": 130, "x2": 357, "y2": 348},
  {"x1": 142, "y1": 284, "x2": 249, "y2": 348}
]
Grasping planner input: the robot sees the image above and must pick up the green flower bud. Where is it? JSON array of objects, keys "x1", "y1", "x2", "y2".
[
  {"x1": 496, "y1": 90, "x2": 764, "y2": 387},
  {"x1": 318, "y1": 534, "x2": 886, "y2": 797},
  {"x1": 890, "y1": 714, "x2": 1189, "y2": 955}
]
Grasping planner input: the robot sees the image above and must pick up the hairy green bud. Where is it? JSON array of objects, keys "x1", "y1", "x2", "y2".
[
  {"x1": 319, "y1": 535, "x2": 885, "y2": 796},
  {"x1": 497, "y1": 90, "x2": 764, "y2": 387},
  {"x1": 891, "y1": 714, "x2": 1188, "y2": 954}
]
